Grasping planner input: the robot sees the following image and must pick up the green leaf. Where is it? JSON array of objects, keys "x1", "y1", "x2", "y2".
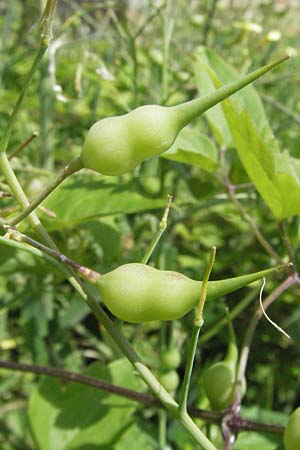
[
  {"x1": 223, "y1": 99, "x2": 300, "y2": 219},
  {"x1": 42, "y1": 174, "x2": 165, "y2": 230},
  {"x1": 162, "y1": 127, "x2": 219, "y2": 172},
  {"x1": 114, "y1": 422, "x2": 156, "y2": 450},
  {"x1": 28, "y1": 359, "x2": 142, "y2": 450},
  {"x1": 194, "y1": 47, "x2": 278, "y2": 150}
]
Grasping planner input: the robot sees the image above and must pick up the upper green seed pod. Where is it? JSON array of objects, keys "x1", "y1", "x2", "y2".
[
  {"x1": 96, "y1": 263, "x2": 282, "y2": 323},
  {"x1": 80, "y1": 57, "x2": 288, "y2": 176},
  {"x1": 284, "y1": 407, "x2": 300, "y2": 450}
]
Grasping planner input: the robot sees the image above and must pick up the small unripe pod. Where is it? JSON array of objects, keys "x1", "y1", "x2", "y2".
[
  {"x1": 96, "y1": 263, "x2": 282, "y2": 323},
  {"x1": 159, "y1": 370, "x2": 180, "y2": 393},
  {"x1": 80, "y1": 58, "x2": 287, "y2": 176},
  {"x1": 160, "y1": 348, "x2": 181, "y2": 370},
  {"x1": 203, "y1": 316, "x2": 246, "y2": 411},
  {"x1": 284, "y1": 407, "x2": 300, "y2": 450}
]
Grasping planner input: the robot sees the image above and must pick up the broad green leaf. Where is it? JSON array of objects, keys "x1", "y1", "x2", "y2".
[
  {"x1": 223, "y1": 98, "x2": 300, "y2": 219},
  {"x1": 42, "y1": 174, "x2": 165, "y2": 230},
  {"x1": 28, "y1": 359, "x2": 142, "y2": 450},
  {"x1": 114, "y1": 422, "x2": 156, "y2": 450},
  {"x1": 194, "y1": 47, "x2": 278, "y2": 151},
  {"x1": 162, "y1": 127, "x2": 219, "y2": 172}
]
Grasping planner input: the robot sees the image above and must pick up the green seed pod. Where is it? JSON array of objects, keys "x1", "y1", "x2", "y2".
[
  {"x1": 80, "y1": 58, "x2": 286, "y2": 176},
  {"x1": 96, "y1": 263, "x2": 282, "y2": 323},
  {"x1": 159, "y1": 370, "x2": 180, "y2": 393},
  {"x1": 203, "y1": 315, "x2": 246, "y2": 411},
  {"x1": 160, "y1": 348, "x2": 181, "y2": 370},
  {"x1": 284, "y1": 407, "x2": 300, "y2": 450}
]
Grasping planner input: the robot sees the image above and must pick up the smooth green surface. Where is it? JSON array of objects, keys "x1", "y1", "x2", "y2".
[
  {"x1": 284, "y1": 407, "x2": 300, "y2": 450},
  {"x1": 28, "y1": 359, "x2": 142, "y2": 450},
  {"x1": 97, "y1": 263, "x2": 282, "y2": 322}
]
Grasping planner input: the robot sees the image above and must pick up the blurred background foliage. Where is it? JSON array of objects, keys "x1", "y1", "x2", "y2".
[{"x1": 0, "y1": 1, "x2": 300, "y2": 449}]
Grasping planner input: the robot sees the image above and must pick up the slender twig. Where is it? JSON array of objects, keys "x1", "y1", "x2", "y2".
[
  {"x1": 261, "y1": 93, "x2": 300, "y2": 126},
  {"x1": 202, "y1": 0, "x2": 219, "y2": 44},
  {"x1": 0, "y1": 44, "x2": 47, "y2": 154},
  {"x1": 179, "y1": 247, "x2": 216, "y2": 415},
  {"x1": 234, "y1": 275, "x2": 297, "y2": 406},
  {"x1": 3, "y1": 227, "x2": 100, "y2": 282},
  {"x1": 141, "y1": 195, "x2": 173, "y2": 264},
  {"x1": 159, "y1": 410, "x2": 167, "y2": 450},
  {"x1": 161, "y1": 0, "x2": 175, "y2": 103},
  {"x1": 220, "y1": 148, "x2": 283, "y2": 265},
  {"x1": 199, "y1": 288, "x2": 260, "y2": 344},
  {"x1": 7, "y1": 156, "x2": 83, "y2": 227},
  {"x1": 278, "y1": 220, "x2": 297, "y2": 271},
  {"x1": 0, "y1": 359, "x2": 285, "y2": 435},
  {"x1": 8, "y1": 131, "x2": 38, "y2": 160}
]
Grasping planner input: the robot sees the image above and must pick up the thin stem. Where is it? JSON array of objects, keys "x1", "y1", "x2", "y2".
[
  {"x1": 7, "y1": 157, "x2": 82, "y2": 226},
  {"x1": 202, "y1": 0, "x2": 219, "y2": 44},
  {"x1": 199, "y1": 288, "x2": 259, "y2": 345},
  {"x1": 0, "y1": 359, "x2": 286, "y2": 435},
  {"x1": 278, "y1": 220, "x2": 297, "y2": 270},
  {"x1": 8, "y1": 132, "x2": 38, "y2": 160},
  {"x1": 141, "y1": 195, "x2": 173, "y2": 264},
  {"x1": 162, "y1": 0, "x2": 174, "y2": 103},
  {"x1": 4, "y1": 228, "x2": 100, "y2": 283},
  {"x1": 221, "y1": 149, "x2": 283, "y2": 265},
  {"x1": 261, "y1": 93, "x2": 300, "y2": 126},
  {"x1": 233, "y1": 275, "x2": 297, "y2": 406},
  {"x1": 0, "y1": 44, "x2": 47, "y2": 154},
  {"x1": 179, "y1": 247, "x2": 216, "y2": 416},
  {"x1": 159, "y1": 410, "x2": 167, "y2": 450}
]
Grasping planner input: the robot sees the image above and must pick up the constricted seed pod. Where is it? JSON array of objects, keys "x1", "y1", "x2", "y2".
[
  {"x1": 80, "y1": 57, "x2": 287, "y2": 176},
  {"x1": 96, "y1": 263, "x2": 282, "y2": 323},
  {"x1": 203, "y1": 314, "x2": 246, "y2": 411}
]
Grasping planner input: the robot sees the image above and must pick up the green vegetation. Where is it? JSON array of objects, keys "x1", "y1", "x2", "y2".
[{"x1": 0, "y1": 1, "x2": 299, "y2": 449}]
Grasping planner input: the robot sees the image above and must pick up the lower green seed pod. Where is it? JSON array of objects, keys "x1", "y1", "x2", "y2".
[
  {"x1": 203, "y1": 313, "x2": 246, "y2": 411},
  {"x1": 284, "y1": 407, "x2": 300, "y2": 450},
  {"x1": 160, "y1": 348, "x2": 181, "y2": 370},
  {"x1": 159, "y1": 370, "x2": 180, "y2": 393},
  {"x1": 96, "y1": 263, "x2": 283, "y2": 323}
]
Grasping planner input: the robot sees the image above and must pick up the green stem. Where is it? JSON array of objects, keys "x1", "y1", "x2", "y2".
[
  {"x1": 159, "y1": 410, "x2": 167, "y2": 450},
  {"x1": 162, "y1": 0, "x2": 174, "y2": 103},
  {"x1": 141, "y1": 195, "x2": 173, "y2": 264},
  {"x1": 179, "y1": 247, "x2": 216, "y2": 416},
  {"x1": 8, "y1": 131, "x2": 38, "y2": 160},
  {"x1": 233, "y1": 275, "x2": 296, "y2": 406},
  {"x1": 0, "y1": 195, "x2": 216, "y2": 450},
  {"x1": 278, "y1": 220, "x2": 297, "y2": 270},
  {"x1": 7, "y1": 157, "x2": 82, "y2": 226},
  {"x1": 202, "y1": 0, "x2": 219, "y2": 44},
  {"x1": 0, "y1": 43, "x2": 47, "y2": 154}
]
